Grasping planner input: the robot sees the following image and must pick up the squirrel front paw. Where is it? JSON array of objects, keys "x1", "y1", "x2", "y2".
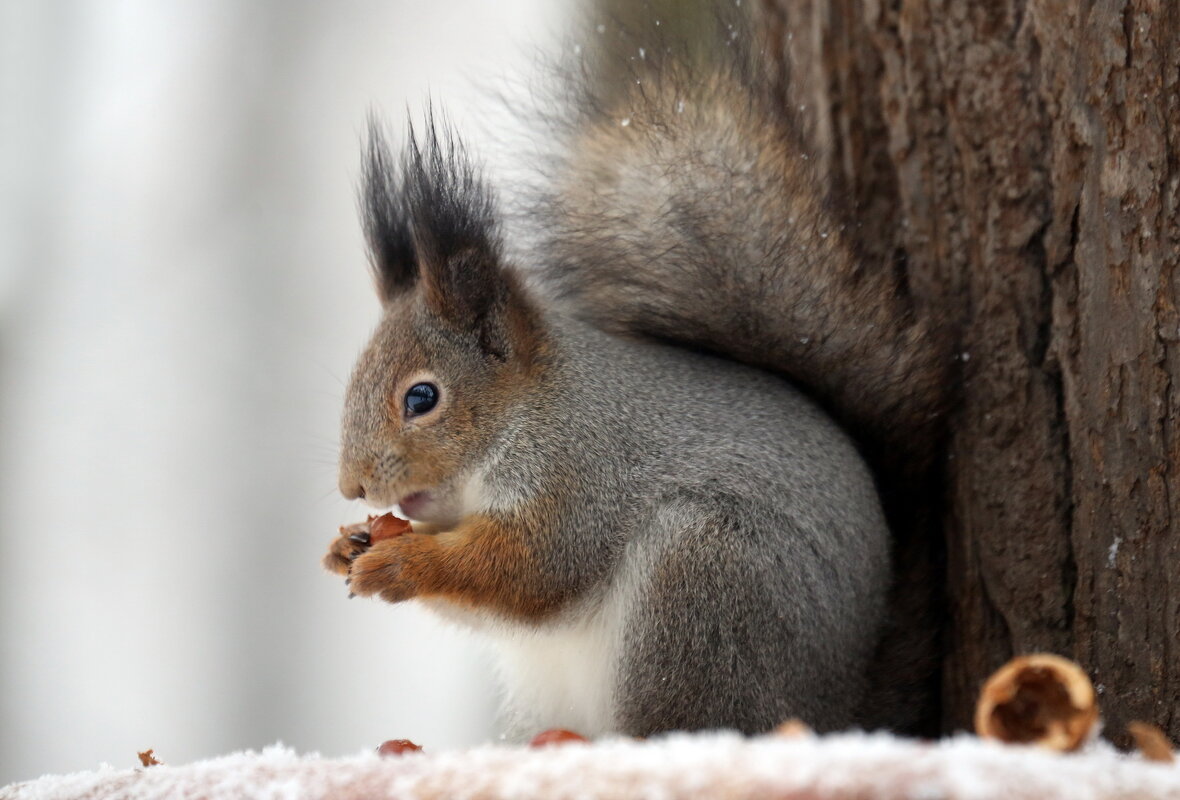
[
  {"x1": 322, "y1": 522, "x2": 372, "y2": 577},
  {"x1": 323, "y1": 514, "x2": 414, "y2": 579},
  {"x1": 348, "y1": 539, "x2": 420, "y2": 604},
  {"x1": 324, "y1": 515, "x2": 424, "y2": 603}
]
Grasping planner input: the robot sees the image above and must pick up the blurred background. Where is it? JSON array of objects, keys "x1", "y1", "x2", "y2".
[{"x1": 0, "y1": 0, "x2": 575, "y2": 784}]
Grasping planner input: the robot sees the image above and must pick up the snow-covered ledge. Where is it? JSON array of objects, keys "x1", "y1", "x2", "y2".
[{"x1": 4, "y1": 731, "x2": 1179, "y2": 800}]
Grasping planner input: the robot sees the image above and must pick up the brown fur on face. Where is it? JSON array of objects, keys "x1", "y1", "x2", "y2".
[
  {"x1": 342, "y1": 117, "x2": 551, "y2": 522},
  {"x1": 338, "y1": 269, "x2": 548, "y2": 523}
]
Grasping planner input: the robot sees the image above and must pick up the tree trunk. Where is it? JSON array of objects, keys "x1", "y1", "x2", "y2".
[{"x1": 762, "y1": 0, "x2": 1180, "y2": 744}]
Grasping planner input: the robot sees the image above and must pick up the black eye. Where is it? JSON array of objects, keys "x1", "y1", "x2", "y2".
[{"x1": 404, "y1": 382, "x2": 439, "y2": 417}]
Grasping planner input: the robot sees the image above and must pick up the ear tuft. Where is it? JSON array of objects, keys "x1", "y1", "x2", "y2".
[
  {"x1": 360, "y1": 112, "x2": 505, "y2": 312},
  {"x1": 401, "y1": 112, "x2": 507, "y2": 327},
  {"x1": 360, "y1": 118, "x2": 417, "y2": 301},
  {"x1": 361, "y1": 111, "x2": 541, "y2": 361}
]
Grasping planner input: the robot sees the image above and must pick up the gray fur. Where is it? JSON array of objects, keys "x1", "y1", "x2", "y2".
[{"x1": 479, "y1": 316, "x2": 889, "y2": 734}]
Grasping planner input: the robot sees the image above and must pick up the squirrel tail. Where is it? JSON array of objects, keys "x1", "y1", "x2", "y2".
[
  {"x1": 527, "y1": 18, "x2": 950, "y2": 487},
  {"x1": 526, "y1": 15, "x2": 953, "y2": 734}
]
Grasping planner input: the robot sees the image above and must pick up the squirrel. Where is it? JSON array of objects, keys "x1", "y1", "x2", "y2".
[{"x1": 323, "y1": 13, "x2": 950, "y2": 738}]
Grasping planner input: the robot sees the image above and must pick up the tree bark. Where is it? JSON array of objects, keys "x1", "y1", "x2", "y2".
[{"x1": 763, "y1": 0, "x2": 1180, "y2": 743}]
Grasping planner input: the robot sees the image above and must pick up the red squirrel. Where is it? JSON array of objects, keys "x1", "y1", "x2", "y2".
[{"x1": 325, "y1": 14, "x2": 949, "y2": 738}]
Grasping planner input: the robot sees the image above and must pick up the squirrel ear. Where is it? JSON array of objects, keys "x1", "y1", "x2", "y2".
[
  {"x1": 360, "y1": 120, "x2": 418, "y2": 302},
  {"x1": 403, "y1": 118, "x2": 538, "y2": 360}
]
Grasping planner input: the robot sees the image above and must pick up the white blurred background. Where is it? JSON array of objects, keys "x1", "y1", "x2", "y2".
[{"x1": 0, "y1": 0, "x2": 572, "y2": 784}]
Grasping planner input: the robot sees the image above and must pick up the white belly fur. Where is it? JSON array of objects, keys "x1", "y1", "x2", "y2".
[
  {"x1": 420, "y1": 595, "x2": 625, "y2": 737},
  {"x1": 427, "y1": 464, "x2": 642, "y2": 738},
  {"x1": 487, "y1": 591, "x2": 624, "y2": 738}
]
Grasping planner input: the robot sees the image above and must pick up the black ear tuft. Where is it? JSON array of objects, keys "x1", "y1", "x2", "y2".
[
  {"x1": 401, "y1": 112, "x2": 508, "y2": 330},
  {"x1": 361, "y1": 111, "x2": 536, "y2": 360},
  {"x1": 361, "y1": 118, "x2": 417, "y2": 301}
]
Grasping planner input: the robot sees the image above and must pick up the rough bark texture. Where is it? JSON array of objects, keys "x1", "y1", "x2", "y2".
[{"x1": 763, "y1": 0, "x2": 1180, "y2": 744}]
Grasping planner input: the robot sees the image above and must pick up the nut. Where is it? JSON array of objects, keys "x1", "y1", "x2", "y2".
[
  {"x1": 974, "y1": 653, "x2": 1097, "y2": 752},
  {"x1": 528, "y1": 728, "x2": 589, "y2": 747},
  {"x1": 377, "y1": 739, "x2": 423, "y2": 756},
  {"x1": 371, "y1": 513, "x2": 412, "y2": 543}
]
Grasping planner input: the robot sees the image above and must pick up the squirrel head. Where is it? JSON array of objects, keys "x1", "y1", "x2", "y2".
[{"x1": 338, "y1": 118, "x2": 547, "y2": 525}]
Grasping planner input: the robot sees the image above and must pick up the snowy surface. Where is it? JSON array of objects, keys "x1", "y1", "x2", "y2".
[{"x1": 4, "y1": 731, "x2": 1180, "y2": 800}]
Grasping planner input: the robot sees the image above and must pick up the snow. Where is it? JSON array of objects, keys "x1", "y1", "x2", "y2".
[{"x1": 4, "y1": 731, "x2": 1179, "y2": 800}]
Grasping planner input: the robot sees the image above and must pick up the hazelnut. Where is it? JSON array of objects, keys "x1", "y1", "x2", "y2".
[
  {"x1": 377, "y1": 739, "x2": 423, "y2": 756},
  {"x1": 371, "y1": 513, "x2": 412, "y2": 543},
  {"x1": 528, "y1": 728, "x2": 589, "y2": 747}
]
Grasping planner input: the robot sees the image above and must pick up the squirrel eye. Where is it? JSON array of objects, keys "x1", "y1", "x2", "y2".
[{"x1": 404, "y1": 382, "x2": 439, "y2": 417}]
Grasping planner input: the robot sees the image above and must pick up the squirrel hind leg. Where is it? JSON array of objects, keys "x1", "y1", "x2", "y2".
[{"x1": 613, "y1": 492, "x2": 882, "y2": 736}]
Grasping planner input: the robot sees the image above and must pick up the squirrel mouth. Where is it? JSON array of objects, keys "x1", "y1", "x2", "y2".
[{"x1": 397, "y1": 490, "x2": 432, "y2": 520}]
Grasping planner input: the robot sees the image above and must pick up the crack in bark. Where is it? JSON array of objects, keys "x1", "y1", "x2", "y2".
[{"x1": 1054, "y1": 200, "x2": 1084, "y2": 646}]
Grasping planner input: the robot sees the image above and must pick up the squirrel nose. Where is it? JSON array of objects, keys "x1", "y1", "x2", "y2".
[
  {"x1": 339, "y1": 479, "x2": 367, "y2": 501},
  {"x1": 338, "y1": 455, "x2": 371, "y2": 500}
]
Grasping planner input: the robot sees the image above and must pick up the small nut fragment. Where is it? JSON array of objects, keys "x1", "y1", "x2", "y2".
[
  {"x1": 974, "y1": 653, "x2": 1098, "y2": 752},
  {"x1": 137, "y1": 749, "x2": 162, "y2": 767},
  {"x1": 528, "y1": 728, "x2": 589, "y2": 747},
  {"x1": 377, "y1": 739, "x2": 423, "y2": 756},
  {"x1": 371, "y1": 513, "x2": 412, "y2": 543},
  {"x1": 1128, "y1": 721, "x2": 1175, "y2": 763},
  {"x1": 773, "y1": 718, "x2": 813, "y2": 738}
]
